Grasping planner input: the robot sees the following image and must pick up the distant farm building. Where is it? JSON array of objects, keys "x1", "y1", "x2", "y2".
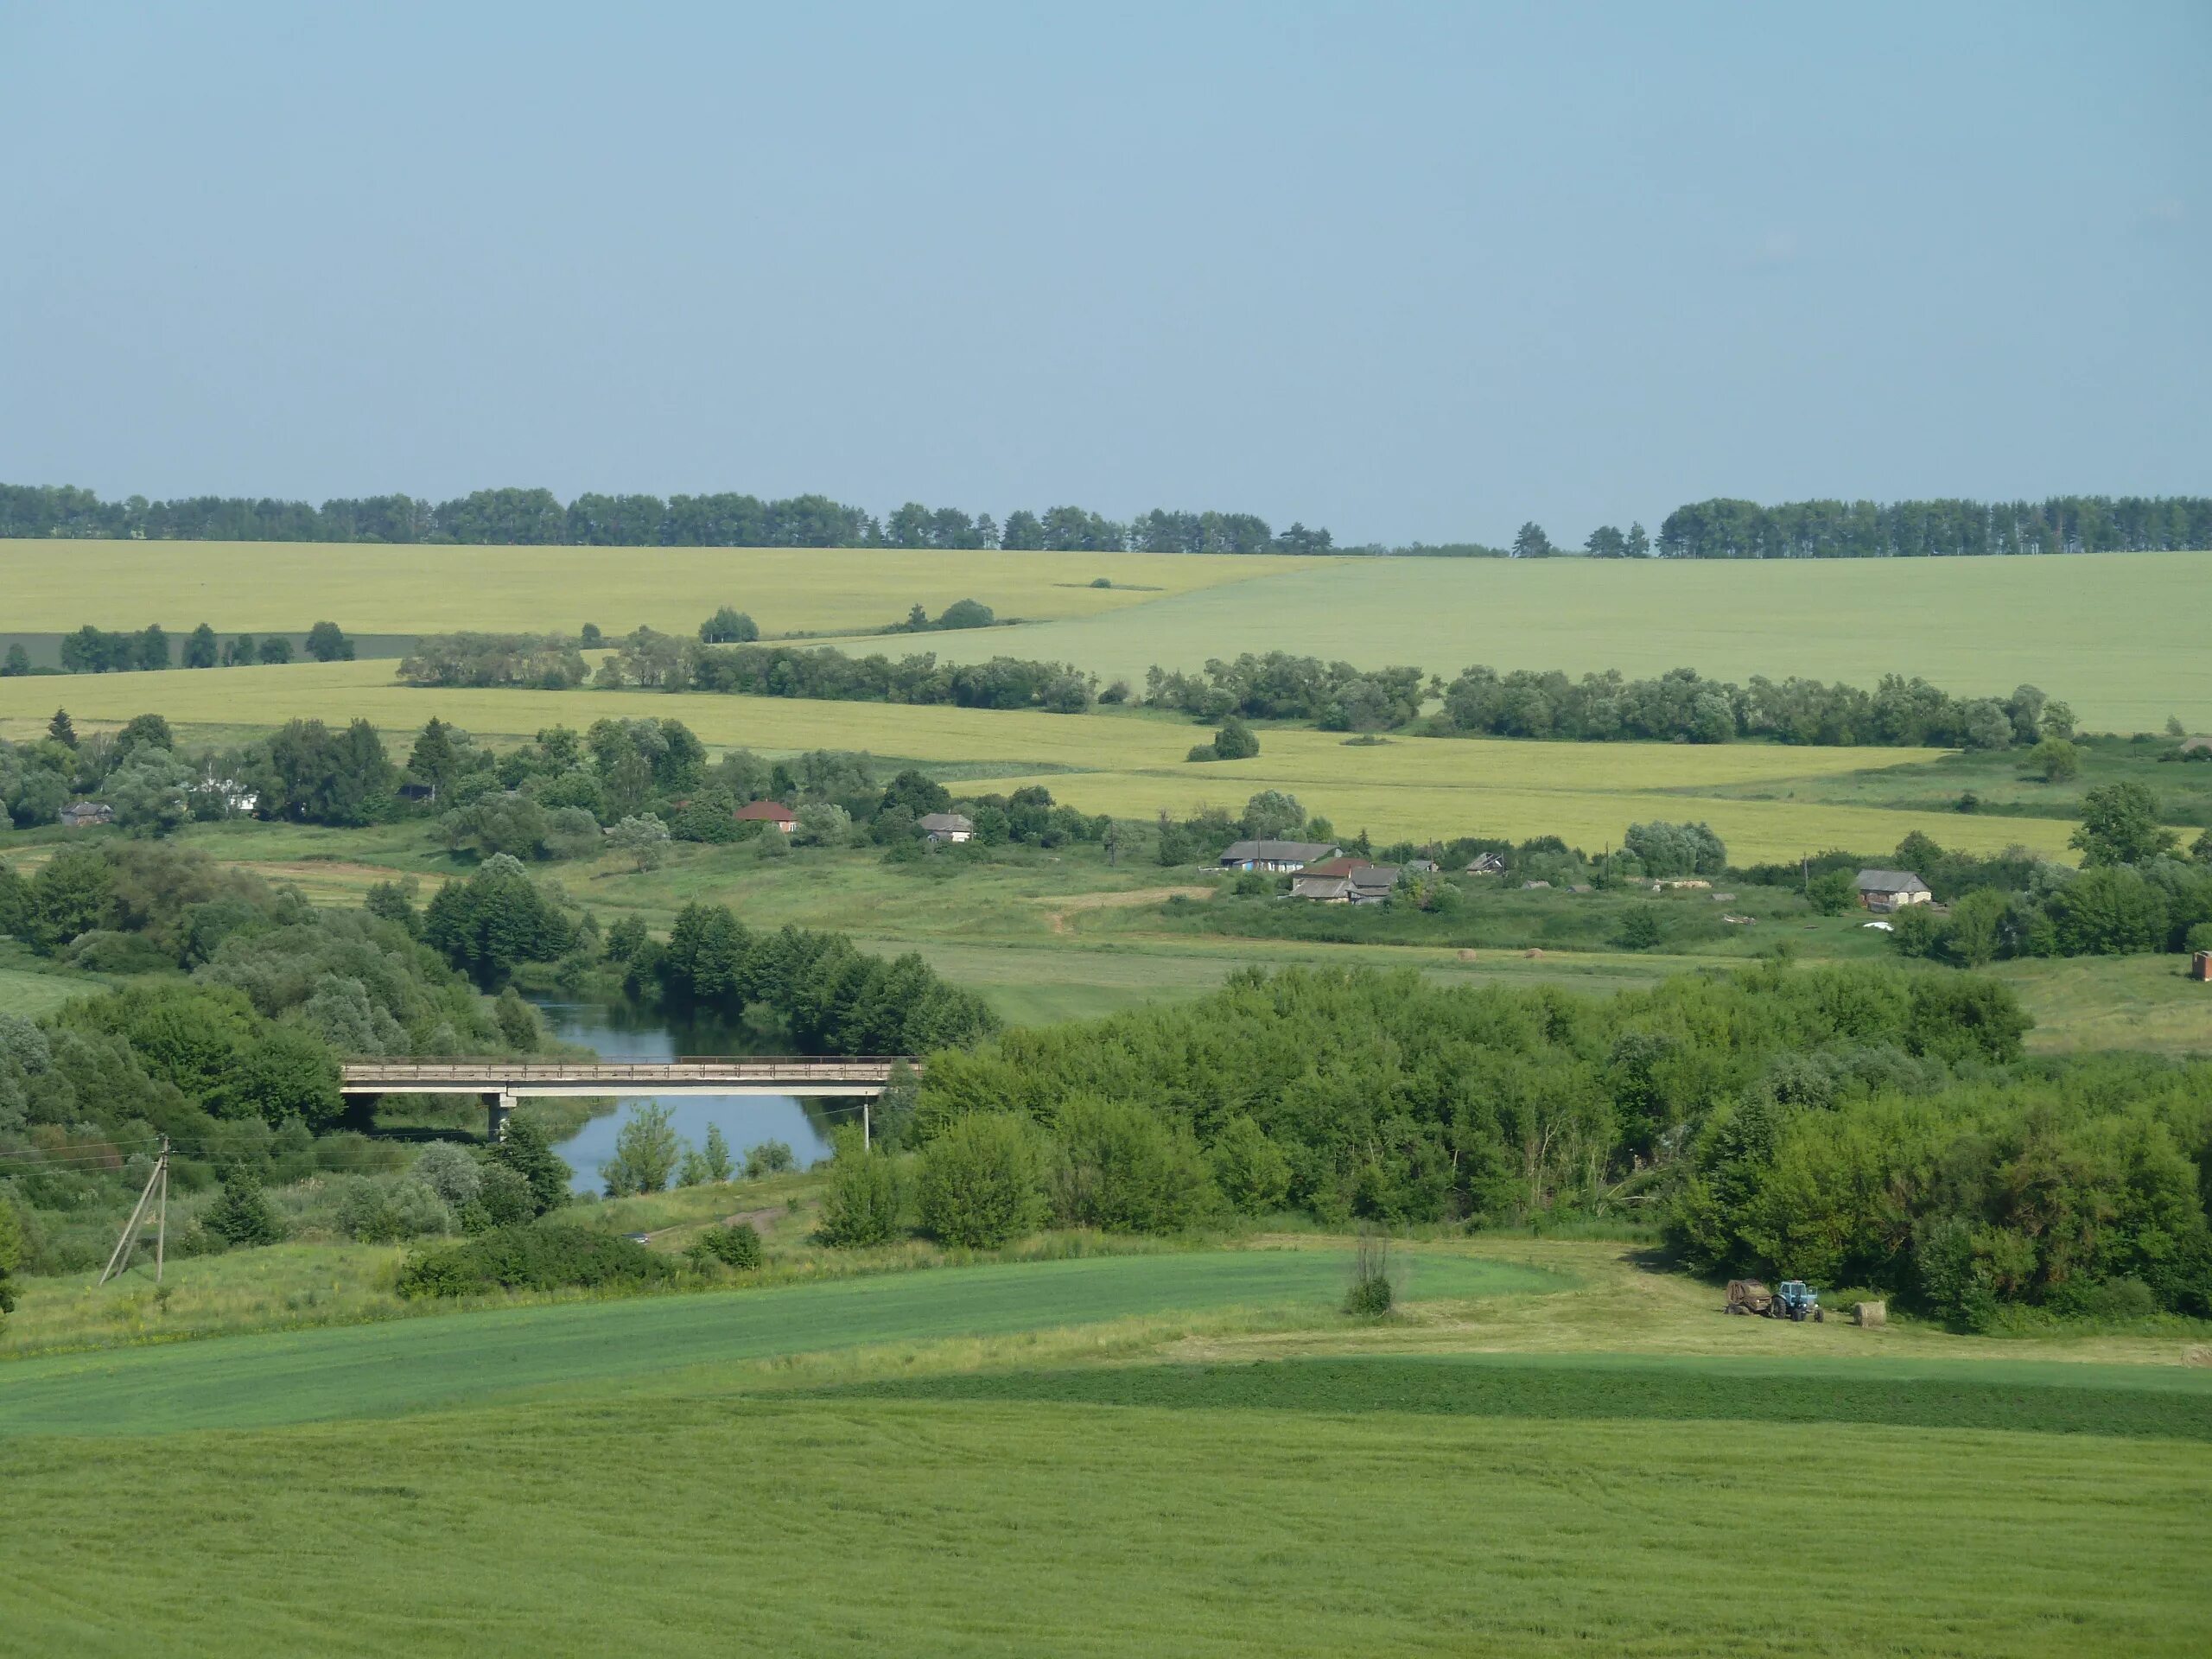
[
  {"x1": 1291, "y1": 860, "x2": 1400, "y2": 904},
  {"x1": 1855, "y1": 869, "x2": 1933, "y2": 912},
  {"x1": 58, "y1": 801, "x2": 113, "y2": 829},
  {"x1": 2191, "y1": 950, "x2": 2211, "y2": 982},
  {"x1": 920, "y1": 811, "x2": 976, "y2": 844},
  {"x1": 734, "y1": 799, "x2": 798, "y2": 834},
  {"x1": 1219, "y1": 839, "x2": 1338, "y2": 873},
  {"x1": 1464, "y1": 852, "x2": 1506, "y2": 875}
]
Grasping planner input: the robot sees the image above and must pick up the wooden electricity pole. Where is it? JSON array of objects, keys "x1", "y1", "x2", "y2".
[{"x1": 99, "y1": 1139, "x2": 170, "y2": 1287}]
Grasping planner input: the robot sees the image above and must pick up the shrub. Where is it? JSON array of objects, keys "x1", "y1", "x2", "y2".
[
  {"x1": 1208, "y1": 1116, "x2": 1292, "y2": 1215},
  {"x1": 203, "y1": 1169, "x2": 284, "y2": 1247},
  {"x1": 1806, "y1": 868, "x2": 1859, "y2": 915},
  {"x1": 1046, "y1": 1094, "x2": 1216, "y2": 1233},
  {"x1": 411, "y1": 1141, "x2": 484, "y2": 1208},
  {"x1": 463, "y1": 1163, "x2": 538, "y2": 1231},
  {"x1": 1615, "y1": 908, "x2": 1663, "y2": 950},
  {"x1": 1344, "y1": 1230, "x2": 1395, "y2": 1318},
  {"x1": 335, "y1": 1175, "x2": 454, "y2": 1243},
  {"x1": 687, "y1": 1221, "x2": 763, "y2": 1270},
  {"x1": 396, "y1": 1224, "x2": 677, "y2": 1298},
  {"x1": 817, "y1": 1137, "x2": 902, "y2": 1248},
  {"x1": 916, "y1": 1113, "x2": 1045, "y2": 1249},
  {"x1": 743, "y1": 1140, "x2": 797, "y2": 1179},
  {"x1": 1211, "y1": 716, "x2": 1260, "y2": 760}
]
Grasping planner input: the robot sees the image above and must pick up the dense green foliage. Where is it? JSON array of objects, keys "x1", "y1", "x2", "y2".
[
  {"x1": 395, "y1": 1223, "x2": 676, "y2": 1297},
  {"x1": 1657, "y1": 494, "x2": 2212, "y2": 559},
  {"x1": 687, "y1": 1220, "x2": 763, "y2": 1269},
  {"x1": 397, "y1": 632, "x2": 588, "y2": 689},
  {"x1": 601, "y1": 634, "x2": 1098, "y2": 714},
  {"x1": 0, "y1": 841, "x2": 547, "y2": 1242},
  {"x1": 0, "y1": 480, "x2": 1338, "y2": 552},
  {"x1": 421, "y1": 855, "x2": 581, "y2": 986},
  {"x1": 816, "y1": 1136, "x2": 902, "y2": 1248},
  {"x1": 1147, "y1": 653, "x2": 1426, "y2": 730},
  {"x1": 1440, "y1": 665, "x2": 2068, "y2": 748},
  {"x1": 642, "y1": 901, "x2": 1001, "y2": 1053},
  {"x1": 915, "y1": 1112, "x2": 1047, "y2": 1247}
]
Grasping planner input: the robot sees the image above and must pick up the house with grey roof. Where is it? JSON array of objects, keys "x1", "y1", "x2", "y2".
[
  {"x1": 1218, "y1": 839, "x2": 1338, "y2": 873},
  {"x1": 1855, "y1": 869, "x2": 1932, "y2": 912},
  {"x1": 920, "y1": 811, "x2": 975, "y2": 844}
]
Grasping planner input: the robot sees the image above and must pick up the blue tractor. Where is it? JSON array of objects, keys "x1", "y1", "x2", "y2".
[{"x1": 1773, "y1": 1281, "x2": 1824, "y2": 1322}]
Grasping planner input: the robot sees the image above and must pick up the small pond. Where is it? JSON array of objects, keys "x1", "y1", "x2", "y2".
[{"x1": 525, "y1": 997, "x2": 850, "y2": 1194}]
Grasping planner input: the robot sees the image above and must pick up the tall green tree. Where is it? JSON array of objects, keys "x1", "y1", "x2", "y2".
[
  {"x1": 603, "y1": 1102, "x2": 682, "y2": 1196},
  {"x1": 2069, "y1": 783, "x2": 2177, "y2": 867}
]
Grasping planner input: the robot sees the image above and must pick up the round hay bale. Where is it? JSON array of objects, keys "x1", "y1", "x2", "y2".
[
  {"x1": 1457, "y1": 949, "x2": 1479, "y2": 962},
  {"x1": 1853, "y1": 1300, "x2": 1887, "y2": 1328}
]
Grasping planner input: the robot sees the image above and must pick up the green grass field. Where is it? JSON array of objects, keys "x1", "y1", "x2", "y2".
[
  {"x1": 8, "y1": 542, "x2": 2205, "y2": 730},
  {"x1": 853, "y1": 550, "x2": 2212, "y2": 734},
  {"x1": 3, "y1": 1239, "x2": 2207, "y2": 1657},
  {"x1": 0, "y1": 538, "x2": 1323, "y2": 638}
]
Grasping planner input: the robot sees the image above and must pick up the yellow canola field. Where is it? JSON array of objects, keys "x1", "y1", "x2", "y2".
[
  {"x1": 0, "y1": 661, "x2": 2081, "y2": 863},
  {"x1": 0, "y1": 540, "x2": 1325, "y2": 637}
]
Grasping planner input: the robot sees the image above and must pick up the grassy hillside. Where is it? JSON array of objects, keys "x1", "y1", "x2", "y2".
[
  {"x1": 869, "y1": 550, "x2": 2212, "y2": 733},
  {"x1": 6, "y1": 543, "x2": 2203, "y2": 730},
  {"x1": 3, "y1": 1239, "x2": 2207, "y2": 1657},
  {"x1": 0, "y1": 539, "x2": 1324, "y2": 637}
]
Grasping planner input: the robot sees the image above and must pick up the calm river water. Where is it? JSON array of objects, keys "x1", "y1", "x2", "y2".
[{"x1": 525, "y1": 997, "x2": 847, "y2": 1193}]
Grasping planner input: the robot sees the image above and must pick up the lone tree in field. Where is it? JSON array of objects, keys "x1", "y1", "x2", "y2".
[
  {"x1": 699, "y1": 606, "x2": 759, "y2": 644},
  {"x1": 1511, "y1": 521, "x2": 1554, "y2": 559},
  {"x1": 305, "y1": 620, "x2": 355, "y2": 662}
]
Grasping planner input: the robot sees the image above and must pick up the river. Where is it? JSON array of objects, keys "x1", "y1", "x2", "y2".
[{"x1": 525, "y1": 996, "x2": 848, "y2": 1194}]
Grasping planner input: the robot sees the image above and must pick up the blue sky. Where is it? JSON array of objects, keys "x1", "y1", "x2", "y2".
[{"x1": 2, "y1": 2, "x2": 2204, "y2": 545}]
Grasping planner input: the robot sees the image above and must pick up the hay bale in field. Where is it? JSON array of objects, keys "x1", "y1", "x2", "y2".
[
  {"x1": 1853, "y1": 1300, "x2": 1887, "y2": 1328},
  {"x1": 1524, "y1": 947, "x2": 1544, "y2": 958},
  {"x1": 1457, "y1": 949, "x2": 1479, "y2": 962}
]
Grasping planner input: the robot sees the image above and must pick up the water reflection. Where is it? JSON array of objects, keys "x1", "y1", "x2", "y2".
[{"x1": 525, "y1": 997, "x2": 854, "y2": 1193}]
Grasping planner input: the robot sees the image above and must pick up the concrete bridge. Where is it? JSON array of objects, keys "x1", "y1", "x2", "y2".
[{"x1": 339, "y1": 1058, "x2": 916, "y2": 1143}]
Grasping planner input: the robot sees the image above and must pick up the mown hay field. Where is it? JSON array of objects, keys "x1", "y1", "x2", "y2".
[
  {"x1": 0, "y1": 660, "x2": 2086, "y2": 861},
  {"x1": 0, "y1": 538, "x2": 1324, "y2": 637},
  {"x1": 3, "y1": 1244, "x2": 2207, "y2": 1658},
  {"x1": 825, "y1": 550, "x2": 2212, "y2": 734}
]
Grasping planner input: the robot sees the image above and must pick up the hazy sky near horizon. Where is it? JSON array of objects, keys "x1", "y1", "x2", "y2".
[{"x1": 3, "y1": 3, "x2": 2205, "y2": 546}]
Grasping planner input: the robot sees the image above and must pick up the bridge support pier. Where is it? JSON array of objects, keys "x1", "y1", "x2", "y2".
[{"x1": 482, "y1": 1090, "x2": 513, "y2": 1143}]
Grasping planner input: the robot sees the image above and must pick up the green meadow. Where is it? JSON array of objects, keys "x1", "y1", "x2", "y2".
[{"x1": 3, "y1": 1240, "x2": 2208, "y2": 1658}]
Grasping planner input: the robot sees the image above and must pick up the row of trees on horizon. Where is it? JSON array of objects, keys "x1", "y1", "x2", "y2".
[{"x1": 5, "y1": 481, "x2": 2204, "y2": 557}]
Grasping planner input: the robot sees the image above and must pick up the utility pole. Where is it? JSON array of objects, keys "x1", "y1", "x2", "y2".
[{"x1": 100, "y1": 1138, "x2": 169, "y2": 1287}]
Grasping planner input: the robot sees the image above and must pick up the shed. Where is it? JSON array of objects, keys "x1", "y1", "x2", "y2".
[
  {"x1": 58, "y1": 801, "x2": 113, "y2": 829},
  {"x1": 734, "y1": 799, "x2": 798, "y2": 833},
  {"x1": 1464, "y1": 853, "x2": 1506, "y2": 875},
  {"x1": 1218, "y1": 839, "x2": 1338, "y2": 873},
  {"x1": 919, "y1": 811, "x2": 976, "y2": 843},
  {"x1": 2192, "y1": 950, "x2": 2211, "y2": 982},
  {"x1": 1855, "y1": 869, "x2": 1933, "y2": 912}
]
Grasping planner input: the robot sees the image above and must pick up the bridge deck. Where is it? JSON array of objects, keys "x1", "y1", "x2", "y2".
[{"x1": 339, "y1": 1058, "x2": 915, "y2": 1098}]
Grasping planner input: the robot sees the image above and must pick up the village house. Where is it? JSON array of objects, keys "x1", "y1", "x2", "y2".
[
  {"x1": 58, "y1": 800, "x2": 114, "y2": 829},
  {"x1": 1855, "y1": 868, "x2": 1933, "y2": 912},
  {"x1": 1290, "y1": 859, "x2": 1402, "y2": 905},
  {"x1": 1218, "y1": 838, "x2": 1339, "y2": 873},
  {"x1": 734, "y1": 799, "x2": 798, "y2": 834},
  {"x1": 919, "y1": 811, "x2": 975, "y2": 844},
  {"x1": 1464, "y1": 852, "x2": 1506, "y2": 875}
]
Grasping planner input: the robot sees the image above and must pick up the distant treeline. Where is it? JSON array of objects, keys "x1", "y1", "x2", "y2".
[
  {"x1": 1435, "y1": 667, "x2": 2074, "y2": 750},
  {"x1": 1137, "y1": 651, "x2": 2080, "y2": 749},
  {"x1": 0, "y1": 482, "x2": 1337, "y2": 555},
  {"x1": 1656, "y1": 495, "x2": 2212, "y2": 559}
]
